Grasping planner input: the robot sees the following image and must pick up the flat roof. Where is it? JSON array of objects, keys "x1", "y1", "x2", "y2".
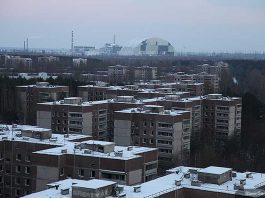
[
  {"x1": 23, "y1": 166, "x2": 265, "y2": 198},
  {"x1": 34, "y1": 141, "x2": 156, "y2": 160},
  {"x1": 73, "y1": 179, "x2": 116, "y2": 189},
  {"x1": 198, "y1": 166, "x2": 232, "y2": 175},
  {"x1": 0, "y1": 124, "x2": 90, "y2": 146}
]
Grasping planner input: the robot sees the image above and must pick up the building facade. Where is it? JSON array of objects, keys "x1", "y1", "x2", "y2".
[
  {"x1": 114, "y1": 105, "x2": 191, "y2": 170},
  {"x1": 16, "y1": 82, "x2": 69, "y2": 125}
]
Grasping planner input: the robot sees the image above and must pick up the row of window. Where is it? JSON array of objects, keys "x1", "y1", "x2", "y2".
[
  {"x1": 0, "y1": 176, "x2": 30, "y2": 186},
  {"x1": 0, "y1": 188, "x2": 30, "y2": 197},
  {"x1": 0, "y1": 153, "x2": 30, "y2": 162}
]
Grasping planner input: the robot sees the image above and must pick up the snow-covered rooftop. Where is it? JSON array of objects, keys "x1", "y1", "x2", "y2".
[
  {"x1": 23, "y1": 166, "x2": 265, "y2": 198},
  {"x1": 0, "y1": 124, "x2": 89, "y2": 146},
  {"x1": 34, "y1": 140, "x2": 156, "y2": 160}
]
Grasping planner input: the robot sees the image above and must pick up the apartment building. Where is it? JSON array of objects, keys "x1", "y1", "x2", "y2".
[
  {"x1": 24, "y1": 165, "x2": 265, "y2": 198},
  {"x1": 134, "y1": 66, "x2": 157, "y2": 82},
  {"x1": 72, "y1": 58, "x2": 87, "y2": 67},
  {"x1": 37, "y1": 56, "x2": 59, "y2": 63},
  {"x1": 78, "y1": 84, "x2": 176, "y2": 102},
  {"x1": 202, "y1": 94, "x2": 242, "y2": 145},
  {"x1": 108, "y1": 65, "x2": 130, "y2": 84},
  {"x1": 4, "y1": 55, "x2": 32, "y2": 70},
  {"x1": 170, "y1": 72, "x2": 219, "y2": 94},
  {"x1": 0, "y1": 124, "x2": 90, "y2": 198},
  {"x1": 174, "y1": 82, "x2": 204, "y2": 96},
  {"x1": 143, "y1": 95, "x2": 203, "y2": 144},
  {"x1": 32, "y1": 140, "x2": 158, "y2": 190},
  {"x1": 196, "y1": 73, "x2": 219, "y2": 94},
  {"x1": 16, "y1": 82, "x2": 69, "y2": 125},
  {"x1": 37, "y1": 97, "x2": 108, "y2": 140},
  {"x1": 114, "y1": 105, "x2": 191, "y2": 169}
]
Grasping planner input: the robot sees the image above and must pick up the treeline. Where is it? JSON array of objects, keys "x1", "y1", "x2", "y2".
[{"x1": 190, "y1": 60, "x2": 265, "y2": 172}]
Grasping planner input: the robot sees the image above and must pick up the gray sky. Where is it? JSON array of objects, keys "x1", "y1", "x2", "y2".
[{"x1": 1, "y1": 0, "x2": 265, "y2": 52}]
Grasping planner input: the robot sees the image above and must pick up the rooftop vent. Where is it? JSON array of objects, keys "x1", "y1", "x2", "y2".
[
  {"x1": 118, "y1": 193, "x2": 126, "y2": 198},
  {"x1": 84, "y1": 149, "x2": 92, "y2": 154},
  {"x1": 246, "y1": 173, "x2": 253, "y2": 179},
  {"x1": 114, "y1": 150, "x2": 123, "y2": 157},
  {"x1": 184, "y1": 172, "x2": 190, "y2": 179},
  {"x1": 232, "y1": 171, "x2": 237, "y2": 177},
  {"x1": 191, "y1": 180, "x2": 201, "y2": 187},
  {"x1": 15, "y1": 132, "x2": 22, "y2": 137},
  {"x1": 175, "y1": 179, "x2": 182, "y2": 186},
  {"x1": 240, "y1": 179, "x2": 246, "y2": 185},
  {"x1": 22, "y1": 137, "x2": 30, "y2": 141},
  {"x1": 133, "y1": 185, "x2": 141, "y2": 193},
  {"x1": 61, "y1": 188, "x2": 70, "y2": 195},
  {"x1": 49, "y1": 137, "x2": 58, "y2": 142},
  {"x1": 234, "y1": 183, "x2": 244, "y2": 190},
  {"x1": 61, "y1": 149, "x2": 67, "y2": 154},
  {"x1": 127, "y1": 146, "x2": 133, "y2": 151},
  {"x1": 2, "y1": 136, "x2": 8, "y2": 140}
]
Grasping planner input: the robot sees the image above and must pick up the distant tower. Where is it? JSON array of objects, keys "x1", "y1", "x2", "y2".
[
  {"x1": 24, "y1": 40, "x2": 26, "y2": 51},
  {"x1": 113, "y1": 34, "x2": 116, "y2": 44},
  {"x1": 71, "y1": 30, "x2": 74, "y2": 53},
  {"x1": 26, "y1": 38, "x2": 29, "y2": 51}
]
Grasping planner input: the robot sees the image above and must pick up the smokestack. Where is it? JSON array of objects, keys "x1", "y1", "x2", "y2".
[
  {"x1": 71, "y1": 31, "x2": 74, "y2": 53},
  {"x1": 26, "y1": 38, "x2": 29, "y2": 51},
  {"x1": 24, "y1": 41, "x2": 26, "y2": 51},
  {"x1": 113, "y1": 34, "x2": 116, "y2": 44}
]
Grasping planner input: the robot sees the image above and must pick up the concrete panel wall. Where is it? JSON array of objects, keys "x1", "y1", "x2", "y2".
[
  {"x1": 114, "y1": 120, "x2": 131, "y2": 146},
  {"x1": 37, "y1": 111, "x2": 52, "y2": 129},
  {"x1": 82, "y1": 112, "x2": 93, "y2": 135},
  {"x1": 36, "y1": 166, "x2": 59, "y2": 191},
  {"x1": 128, "y1": 169, "x2": 142, "y2": 185}
]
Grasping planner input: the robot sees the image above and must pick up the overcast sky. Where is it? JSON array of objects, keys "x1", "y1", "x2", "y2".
[{"x1": 1, "y1": 0, "x2": 265, "y2": 52}]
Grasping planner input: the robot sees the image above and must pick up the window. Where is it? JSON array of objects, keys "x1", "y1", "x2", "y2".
[
  {"x1": 0, "y1": 153, "x2": 3, "y2": 160},
  {"x1": 25, "y1": 155, "x2": 30, "y2": 162},
  {"x1": 25, "y1": 179, "x2": 30, "y2": 186},
  {"x1": 0, "y1": 176, "x2": 3, "y2": 183},
  {"x1": 151, "y1": 131, "x2": 154, "y2": 136},
  {"x1": 143, "y1": 130, "x2": 147, "y2": 135},
  {"x1": 57, "y1": 120, "x2": 61, "y2": 124},
  {"x1": 16, "y1": 166, "x2": 21, "y2": 173},
  {"x1": 0, "y1": 165, "x2": 2, "y2": 171},
  {"x1": 15, "y1": 178, "x2": 20, "y2": 185},
  {"x1": 25, "y1": 166, "x2": 30, "y2": 174},
  {"x1": 25, "y1": 190, "x2": 31, "y2": 195},
  {"x1": 78, "y1": 169, "x2": 84, "y2": 177},
  {"x1": 158, "y1": 123, "x2": 173, "y2": 128},
  {"x1": 91, "y1": 170, "x2": 95, "y2": 178},
  {"x1": 16, "y1": 153, "x2": 22, "y2": 161},
  {"x1": 15, "y1": 189, "x2": 20, "y2": 197},
  {"x1": 142, "y1": 138, "x2": 146, "y2": 143},
  {"x1": 150, "y1": 122, "x2": 154, "y2": 127},
  {"x1": 149, "y1": 139, "x2": 154, "y2": 144},
  {"x1": 60, "y1": 168, "x2": 64, "y2": 176},
  {"x1": 63, "y1": 113, "x2": 67, "y2": 117},
  {"x1": 143, "y1": 121, "x2": 147, "y2": 126}
]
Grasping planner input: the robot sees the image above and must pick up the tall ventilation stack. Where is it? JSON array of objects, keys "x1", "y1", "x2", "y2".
[
  {"x1": 71, "y1": 30, "x2": 74, "y2": 55},
  {"x1": 26, "y1": 38, "x2": 29, "y2": 51}
]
